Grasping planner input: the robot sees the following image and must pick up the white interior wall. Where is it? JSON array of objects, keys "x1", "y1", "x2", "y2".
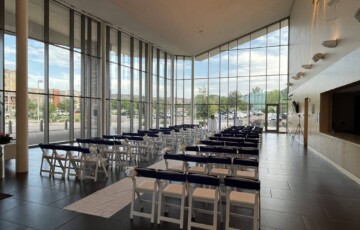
[{"x1": 289, "y1": 0, "x2": 360, "y2": 181}]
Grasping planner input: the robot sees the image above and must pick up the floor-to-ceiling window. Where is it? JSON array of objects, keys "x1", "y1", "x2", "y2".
[
  {"x1": 1, "y1": 0, "x2": 101, "y2": 144},
  {"x1": 151, "y1": 47, "x2": 173, "y2": 129},
  {"x1": 174, "y1": 56, "x2": 192, "y2": 125},
  {"x1": 194, "y1": 19, "x2": 289, "y2": 132}
]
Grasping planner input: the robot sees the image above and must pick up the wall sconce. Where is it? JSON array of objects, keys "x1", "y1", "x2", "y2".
[
  {"x1": 291, "y1": 72, "x2": 305, "y2": 80},
  {"x1": 302, "y1": 64, "x2": 312, "y2": 69},
  {"x1": 296, "y1": 72, "x2": 305, "y2": 78},
  {"x1": 312, "y1": 53, "x2": 325, "y2": 62},
  {"x1": 322, "y1": 39, "x2": 338, "y2": 48},
  {"x1": 287, "y1": 82, "x2": 293, "y2": 87}
]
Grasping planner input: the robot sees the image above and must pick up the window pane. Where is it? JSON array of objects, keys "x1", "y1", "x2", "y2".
[
  {"x1": 267, "y1": 23, "x2": 280, "y2": 47},
  {"x1": 49, "y1": 2, "x2": 69, "y2": 47},
  {"x1": 49, "y1": 45, "x2": 70, "y2": 95},
  {"x1": 250, "y1": 76, "x2": 266, "y2": 105},
  {"x1": 229, "y1": 50, "x2": 237, "y2": 77},
  {"x1": 220, "y1": 78, "x2": 228, "y2": 103},
  {"x1": 280, "y1": 19, "x2": 289, "y2": 45},
  {"x1": 49, "y1": 96, "x2": 70, "y2": 142},
  {"x1": 176, "y1": 57, "x2": 184, "y2": 79},
  {"x1": 110, "y1": 63, "x2": 118, "y2": 97},
  {"x1": 74, "y1": 52, "x2": 81, "y2": 93},
  {"x1": 121, "y1": 67, "x2": 131, "y2": 98},
  {"x1": 90, "y1": 21, "x2": 99, "y2": 57},
  {"x1": 238, "y1": 49, "x2": 249, "y2": 76},
  {"x1": 184, "y1": 57, "x2": 192, "y2": 80},
  {"x1": 267, "y1": 47, "x2": 280, "y2": 75},
  {"x1": 220, "y1": 45, "x2": 228, "y2": 78},
  {"x1": 251, "y1": 48, "x2": 266, "y2": 76},
  {"x1": 109, "y1": 29, "x2": 118, "y2": 63},
  {"x1": 28, "y1": 39, "x2": 44, "y2": 93},
  {"x1": 134, "y1": 39, "x2": 140, "y2": 70},
  {"x1": 5, "y1": 0, "x2": 15, "y2": 32},
  {"x1": 121, "y1": 34, "x2": 131, "y2": 67},
  {"x1": 29, "y1": 0, "x2": 44, "y2": 41},
  {"x1": 195, "y1": 53, "x2": 208, "y2": 79},
  {"x1": 159, "y1": 50, "x2": 165, "y2": 77},
  {"x1": 209, "y1": 78, "x2": 219, "y2": 104},
  {"x1": 251, "y1": 28, "x2": 266, "y2": 48},
  {"x1": 238, "y1": 36, "x2": 250, "y2": 49},
  {"x1": 267, "y1": 75, "x2": 279, "y2": 103},
  {"x1": 209, "y1": 49, "x2": 219, "y2": 78},
  {"x1": 280, "y1": 46, "x2": 288, "y2": 74},
  {"x1": 74, "y1": 13, "x2": 82, "y2": 52}
]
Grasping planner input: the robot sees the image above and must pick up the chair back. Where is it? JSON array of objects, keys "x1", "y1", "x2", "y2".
[
  {"x1": 187, "y1": 174, "x2": 220, "y2": 186},
  {"x1": 232, "y1": 158, "x2": 259, "y2": 167},
  {"x1": 185, "y1": 154, "x2": 208, "y2": 164},
  {"x1": 164, "y1": 153, "x2": 186, "y2": 161},
  {"x1": 224, "y1": 176, "x2": 260, "y2": 190},
  {"x1": 207, "y1": 156, "x2": 232, "y2": 165},
  {"x1": 156, "y1": 170, "x2": 186, "y2": 182},
  {"x1": 135, "y1": 167, "x2": 157, "y2": 178}
]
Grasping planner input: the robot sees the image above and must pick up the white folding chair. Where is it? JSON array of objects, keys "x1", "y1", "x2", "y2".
[
  {"x1": 129, "y1": 167, "x2": 158, "y2": 223},
  {"x1": 39, "y1": 144, "x2": 55, "y2": 177},
  {"x1": 163, "y1": 152, "x2": 186, "y2": 172},
  {"x1": 79, "y1": 143, "x2": 108, "y2": 182},
  {"x1": 208, "y1": 156, "x2": 232, "y2": 178},
  {"x1": 187, "y1": 174, "x2": 221, "y2": 230},
  {"x1": 185, "y1": 154, "x2": 208, "y2": 174},
  {"x1": 156, "y1": 170, "x2": 187, "y2": 229},
  {"x1": 232, "y1": 158, "x2": 259, "y2": 180},
  {"x1": 224, "y1": 176, "x2": 260, "y2": 230}
]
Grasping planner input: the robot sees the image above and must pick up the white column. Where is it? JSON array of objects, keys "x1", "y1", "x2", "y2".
[{"x1": 16, "y1": 0, "x2": 29, "y2": 173}]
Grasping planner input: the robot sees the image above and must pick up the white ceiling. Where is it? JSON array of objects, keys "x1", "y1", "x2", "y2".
[{"x1": 58, "y1": 0, "x2": 295, "y2": 55}]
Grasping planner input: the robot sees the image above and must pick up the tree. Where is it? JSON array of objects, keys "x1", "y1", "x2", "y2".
[{"x1": 57, "y1": 98, "x2": 70, "y2": 111}]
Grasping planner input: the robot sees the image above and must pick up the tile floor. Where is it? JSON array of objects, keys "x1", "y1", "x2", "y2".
[{"x1": 0, "y1": 133, "x2": 359, "y2": 230}]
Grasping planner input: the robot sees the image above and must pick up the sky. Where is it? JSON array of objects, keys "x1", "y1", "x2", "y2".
[{"x1": 4, "y1": 23, "x2": 288, "y2": 101}]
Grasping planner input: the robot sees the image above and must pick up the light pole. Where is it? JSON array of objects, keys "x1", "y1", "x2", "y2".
[{"x1": 37, "y1": 80, "x2": 43, "y2": 121}]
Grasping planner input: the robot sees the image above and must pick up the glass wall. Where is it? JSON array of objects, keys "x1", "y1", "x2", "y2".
[
  {"x1": 151, "y1": 47, "x2": 173, "y2": 129},
  {"x1": 1, "y1": 0, "x2": 101, "y2": 144},
  {"x1": 174, "y1": 56, "x2": 192, "y2": 125},
  {"x1": 194, "y1": 19, "x2": 289, "y2": 131},
  {"x1": 0, "y1": 0, "x2": 288, "y2": 148}
]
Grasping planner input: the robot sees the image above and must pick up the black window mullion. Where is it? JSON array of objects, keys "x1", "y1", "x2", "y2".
[{"x1": 69, "y1": 9, "x2": 74, "y2": 141}]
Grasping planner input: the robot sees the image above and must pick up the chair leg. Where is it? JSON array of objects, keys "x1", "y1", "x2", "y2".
[
  {"x1": 130, "y1": 188, "x2": 135, "y2": 220},
  {"x1": 187, "y1": 194, "x2": 193, "y2": 230},
  {"x1": 254, "y1": 198, "x2": 260, "y2": 230},
  {"x1": 179, "y1": 193, "x2": 185, "y2": 229},
  {"x1": 213, "y1": 198, "x2": 218, "y2": 230},
  {"x1": 151, "y1": 189, "x2": 156, "y2": 224},
  {"x1": 225, "y1": 192, "x2": 230, "y2": 230},
  {"x1": 157, "y1": 191, "x2": 163, "y2": 224}
]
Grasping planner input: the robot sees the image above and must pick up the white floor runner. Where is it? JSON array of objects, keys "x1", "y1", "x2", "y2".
[{"x1": 64, "y1": 160, "x2": 168, "y2": 218}]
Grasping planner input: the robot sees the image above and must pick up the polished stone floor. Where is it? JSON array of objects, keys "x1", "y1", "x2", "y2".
[{"x1": 0, "y1": 133, "x2": 360, "y2": 230}]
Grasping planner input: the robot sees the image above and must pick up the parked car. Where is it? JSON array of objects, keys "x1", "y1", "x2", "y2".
[{"x1": 56, "y1": 110, "x2": 69, "y2": 116}]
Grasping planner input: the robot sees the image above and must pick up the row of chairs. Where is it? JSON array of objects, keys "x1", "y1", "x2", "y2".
[
  {"x1": 129, "y1": 168, "x2": 260, "y2": 230},
  {"x1": 199, "y1": 140, "x2": 258, "y2": 148},
  {"x1": 39, "y1": 144, "x2": 108, "y2": 182},
  {"x1": 184, "y1": 145, "x2": 259, "y2": 160},
  {"x1": 164, "y1": 152, "x2": 259, "y2": 180}
]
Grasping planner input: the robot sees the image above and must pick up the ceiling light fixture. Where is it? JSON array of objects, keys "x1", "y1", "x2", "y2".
[
  {"x1": 302, "y1": 64, "x2": 312, "y2": 69},
  {"x1": 312, "y1": 53, "x2": 325, "y2": 62},
  {"x1": 322, "y1": 39, "x2": 338, "y2": 48}
]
